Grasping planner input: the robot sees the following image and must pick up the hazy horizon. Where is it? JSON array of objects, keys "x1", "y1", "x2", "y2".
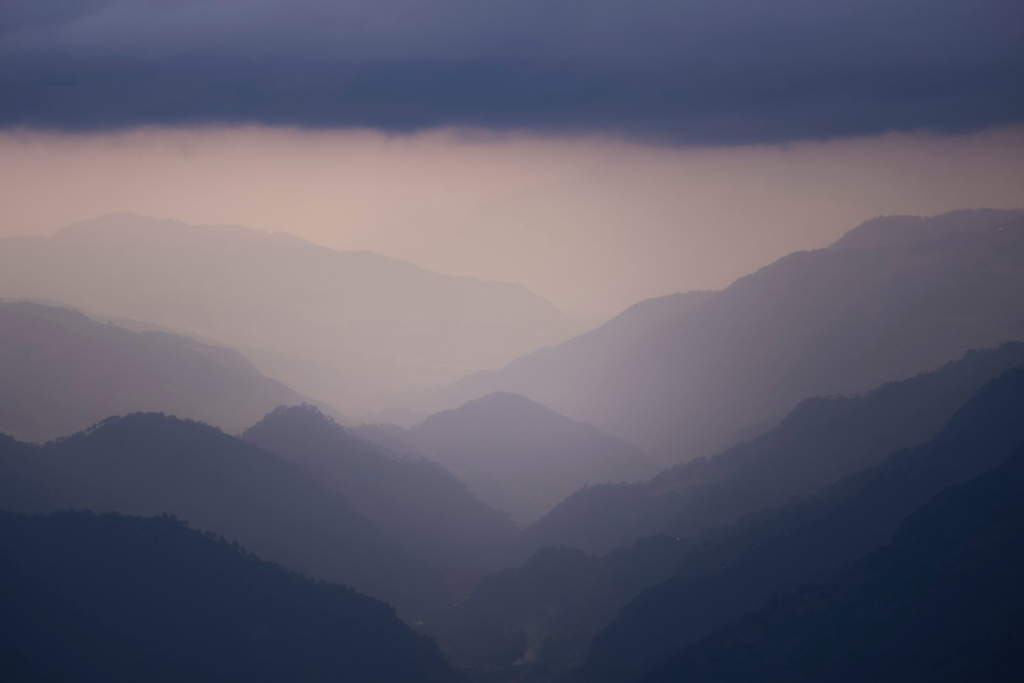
[{"x1": 3, "y1": 126, "x2": 1023, "y2": 320}]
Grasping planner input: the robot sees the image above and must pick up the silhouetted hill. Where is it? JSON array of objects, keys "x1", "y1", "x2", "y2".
[
  {"x1": 0, "y1": 510, "x2": 458, "y2": 683},
  {"x1": 0, "y1": 213, "x2": 576, "y2": 415},
  {"x1": 243, "y1": 405, "x2": 519, "y2": 585},
  {"x1": 524, "y1": 343, "x2": 1024, "y2": 554},
  {"x1": 433, "y1": 209, "x2": 1024, "y2": 462},
  {"x1": 0, "y1": 413, "x2": 444, "y2": 621},
  {"x1": 0, "y1": 301, "x2": 332, "y2": 443},
  {"x1": 356, "y1": 393, "x2": 659, "y2": 526},
  {"x1": 642, "y1": 444, "x2": 1024, "y2": 683},
  {"x1": 435, "y1": 536, "x2": 693, "y2": 683},
  {"x1": 574, "y1": 365, "x2": 1024, "y2": 683}
]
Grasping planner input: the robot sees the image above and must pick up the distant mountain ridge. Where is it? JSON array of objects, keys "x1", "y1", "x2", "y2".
[
  {"x1": 426, "y1": 209, "x2": 1024, "y2": 462},
  {"x1": 354, "y1": 392, "x2": 659, "y2": 526},
  {"x1": 522, "y1": 342, "x2": 1024, "y2": 554},
  {"x1": 417, "y1": 290, "x2": 717, "y2": 450},
  {"x1": 0, "y1": 213, "x2": 577, "y2": 415},
  {"x1": 243, "y1": 405, "x2": 520, "y2": 584},
  {"x1": 0, "y1": 301, "x2": 330, "y2": 442},
  {"x1": 829, "y1": 208, "x2": 1023, "y2": 250}
]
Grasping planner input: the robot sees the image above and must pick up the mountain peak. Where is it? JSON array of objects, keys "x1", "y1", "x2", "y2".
[
  {"x1": 253, "y1": 403, "x2": 337, "y2": 428},
  {"x1": 403, "y1": 392, "x2": 658, "y2": 525},
  {"x1": 830, "y1": 208, "x2": 1024, "y2": 251},
  {"x1": 243, "y1": 404, "x2": 357, "y2": 455},
  {"x1": 415, "y1": 391, "x2": 599, "y2": 444},
  {"x1": 460, "y1": 391, "x2": 550, "y2": 413}
]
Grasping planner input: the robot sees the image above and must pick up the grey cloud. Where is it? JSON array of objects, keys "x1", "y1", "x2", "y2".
[{"x1": 1, "y1": 0, "x2": 1021, "y2": 143}]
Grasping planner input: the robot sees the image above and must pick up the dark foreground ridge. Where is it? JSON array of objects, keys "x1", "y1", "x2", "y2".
[
  {"x1": 0, "y1": 510, "x2": 458, "y2": 683},
  {"x1": 0, "y1": 412, "x2": 445, "y2": 621},
  {"x1": 576, "y1": 365, "x2": 1024, "y2": 682},
  {"x1": 644, "y1": 443, "x2": 1024, "y2": 682}
]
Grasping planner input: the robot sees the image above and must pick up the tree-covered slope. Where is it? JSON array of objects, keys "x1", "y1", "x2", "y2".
[
  {"x1": 244, "y1": 405, "x2": 520, "y2": 582},
  {"x1": 575, "y1": 365, "x2": 1024, "y2": 682},
  {"x1": 643, "y1": 444, "x2": 1024, "y2": 682},
  {"x1": 0, "y1": 413, "x2": 444, "y2": 621},
  {"x1": 525, "y1": 342, "x2": 1024, "y2": 555},
  {"x1": 0, "y1": 510, "x2": 458, "y2": 683}
]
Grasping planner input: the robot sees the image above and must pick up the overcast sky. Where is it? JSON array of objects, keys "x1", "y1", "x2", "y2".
[
  {"x1": 1, "y1": 1, "x2": 1022, "y2": 319},
  {"x1": 3, "y1": 0, "x2": 1022, "y2": 142}
]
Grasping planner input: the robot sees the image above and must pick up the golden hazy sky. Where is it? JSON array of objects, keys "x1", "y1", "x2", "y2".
[{"x1": 2, "y1": 125, "x2": 1022, "y2": 320}]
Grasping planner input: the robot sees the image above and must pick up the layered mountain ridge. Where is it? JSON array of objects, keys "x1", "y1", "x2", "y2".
[
  {"x1": 427, "y1": 209, "x2": 1024, "y2": 463},
  {"x1": 0, "y1": 213, "x2": 577, "y2": 415},
  {"x1": 355, "y1": 392, "x2": 659, "y2": 526},
  {"x1": 0, "y1": 300, "x2": 330, "y2": 443}
]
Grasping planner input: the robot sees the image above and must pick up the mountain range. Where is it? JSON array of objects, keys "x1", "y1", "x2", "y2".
[
  {"x1": 575, "y1": 365, "x2": 1024, "y2": 683},
  {"x1": 642, "y1": 443, "x2": 1024, "y2": 683},
  {"x1": 522, "y1": 342, "x2": 1024, "y2": 555},
  {"x1": 427, "y1": 347, "x2": 1024, "y2": 680},
  {"x1": 430, "y1": 209, "x2": 1024, "y2": 462},
  {"x1": 2, "y1": 208, "x2": 1023, "y2": 683},
  {"x1": 0, "y1": 213, "x2": 576, "y2": 415},
  {"x1": 354, "y1": 392, "x2": 659, "y2": 526},
  {"x1": 0, "y1": 413, "x2": 445, "y2": 621},
  {"x1": 0, "y1": 300, "x2": 329, "y2": 443},
  {"x1": 243, "y1": 405, "x2": 520, "y2": 585}
]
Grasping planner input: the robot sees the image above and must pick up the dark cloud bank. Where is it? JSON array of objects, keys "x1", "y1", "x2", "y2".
[{"x1": 1, "y1": 0, "x2": 1022, "y2": 142}]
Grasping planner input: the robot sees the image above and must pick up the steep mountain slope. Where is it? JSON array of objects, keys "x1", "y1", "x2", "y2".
[
  {"x1": 426, "y1": 290, "x2": 716, "y2": 417},
  {"x1": 643, "y1": 445, "x2": 1024, "y2": 683},
  {"x1": 435, "y1": 536, "x2": 692, "y2": 683},
  {"x1": 574, "y1": 366, "x2": 1024, "y2": 683},
  {"x1": 356, "y1": 392, "x2": 659, "y2": 526},
  {"x1": 243, "y1": 405, "x2": 520, "y2": 583},
  {"x1": 434, "y1": 209, "x2": 1024, "y2": 461},
  {"x1": 0, "y1": 213, "x2": 575, "y2": 414},
  {"x1": 524, "y1": 343, "x2": 1024, "y2": 554},
  {"x1": 0, "y1": 510, "x2": 457, "y2": 683},
  {"x1": 0, "y1": 301, "x2": 329, "y2": 443},
  {"x1": 0, "y1": 413, "x2": 444, "y2": 621},
  {"x1": 433, "y1": 347, "x2": 1024, "y2": 680}
]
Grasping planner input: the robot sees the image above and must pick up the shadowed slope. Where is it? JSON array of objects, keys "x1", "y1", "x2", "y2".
[
  {"x1": 0, "y1": 510, "x2": 457, "y2": 683},
  {"x1": 357, "y1": 392, "x2": 659, "y2": 526},
  {"x1": 0, "y1": 413, "x2": 444, "y2": 621},
  {"x1": 643, "y1": 444, "x2": 1024, "y2": 683},
  {"x1": 575, "y1": 366, "x2": 1024, "y2": 683},
  {"x1": 435, "y1": 535, "x2": 693, "y2": 683},
  {"x1": 523, "y1": 343, "x2": 1024, "y2": 555},
  {"x1": 244, "y1": 405, "x2": 520, "y2": 583},
  {"x1": 431, "y1": 346, "x2": 1024, "y2": 681}
]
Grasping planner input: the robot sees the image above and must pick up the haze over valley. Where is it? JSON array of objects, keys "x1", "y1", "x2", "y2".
[{"x1": 2, "y1": 1, "x2": 1023, "y2": 682}]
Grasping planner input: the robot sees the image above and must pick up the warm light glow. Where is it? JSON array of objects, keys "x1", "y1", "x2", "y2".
[{"x1": 2, "y1": 125, "x2": 1023, "y2": 319}]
